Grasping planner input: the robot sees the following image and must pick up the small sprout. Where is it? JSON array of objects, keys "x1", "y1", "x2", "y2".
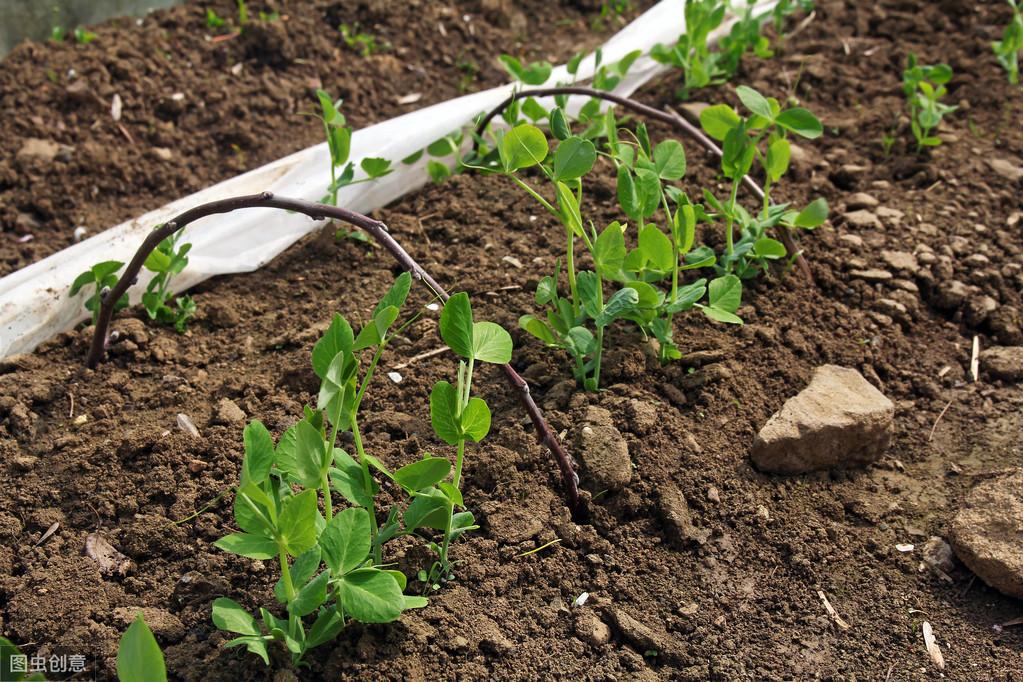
[
  {"x1": 340, "y1": 23, "x2": 388, "y2": 57},
  {"x1": 141, "y1": 228, "x2": 195, "y2": 333},
  {"x1": 902, "y1": 54, "x2": 957, "y2": 152},
  {"x1": 117, "y1": 613, "x2": 167, "y2": 682},
  {"x1": 69, "y1": 260, "x2": 128, "y2": 324},
  {"x1": 73, "y1": 27, "x2": 98, "y2": 44},
  {"x1": 993, "y1": 0, "x2": 1023, "y2": 85}
]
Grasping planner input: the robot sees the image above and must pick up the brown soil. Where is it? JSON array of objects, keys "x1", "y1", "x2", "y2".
[{"x1": 3, "y1": 0, "x2": 1023, "y2": 680}]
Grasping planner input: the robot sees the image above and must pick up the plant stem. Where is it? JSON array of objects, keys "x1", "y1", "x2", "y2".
[
  {"x1": 724, "y1": 180, "x2": 740, "y2": 273},
  {"x1": 322, "y1": 419, "x2": 341, "y2": 523},
  {"x1": 592, "y1": 270, "x2": 605, "y2": 390},
  {"x1": 351, "y1": 417, "x2": 381, "y2": 565},
  {"x1": 278, "y1": 547, "x2": 296, "y2": 602}
]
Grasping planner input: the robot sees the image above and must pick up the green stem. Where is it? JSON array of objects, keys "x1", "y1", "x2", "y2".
[
  {"x1": 592, "y1": 270, "x2": 605, "y2": 390},
  {"x1": 352, "y1": 417, "x2": 381, "y2": 566},
  {"x1": 566, "y1": 227, "x2": 579, "y2": 317},
  {"x1": 322, "y1": 419, "x2": 341, "y2": 523},
  {"x1": 761, "y1": 179, "x2": 772, "y2": 220},
  {"x1": 724, "y1": 179, "x2": 740, "y2": 273},
  {"x1": 278, "y1": 547, "x2": 296, "y2": 603}
]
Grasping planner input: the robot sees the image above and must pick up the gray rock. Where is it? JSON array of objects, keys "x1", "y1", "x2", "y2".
[
  {"x1": 657, "y1": 486, "x2": 707, "y2": 547},
  {"x1": 950, "y1": 470, "x2": 1023, "y2": 598},
  {"x1": 751, "y1": 365, "x2": 894, "y2": 474},
  {"x1": 922, "y1": 536, "x2": 955, "y2": 574},
  {"x1": 849, "y1": 268, "x2": 893, "y2": 282},
  {"x1": 213, "y1": 398, "x2": 246, "y2": 425},
  {"x1": 880, "y1": 250, "x2": 918, "y2": 273},
  {"x1": 626, "y1": 399, "x2": 658, "y2": 435},
  {"x1": 17, "y1": 138, "x2": 67, "y2": 164},
  {"x1": 609, "y1": 608, "x2": 676, "y2": 658},
  {"x1": 987, "y1": 158, "x2": 1023, "y2": 182},
  {"x1": 574, "y1": 612, "x2": 611, "y2": 647},
  {"x1": 980, "y1": 346, "x2": 1023, "y2": 381},
  {"x1": 934, "y1": 279, "x2": 972, "y2": 310},
  {"x1": 843, "y1": 209, "x2": 882, "y2": 229},
  {"x1": 575, "y1": 406, "x2": 631, "y2": 491},
  {"x1": 846, "y1": 192, "x2": 879, "y2": 210}
]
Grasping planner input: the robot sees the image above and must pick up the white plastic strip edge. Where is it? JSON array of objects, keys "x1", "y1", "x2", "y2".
[{"x1": 0, "y1": 0, "x2": 776, "y2": 358}]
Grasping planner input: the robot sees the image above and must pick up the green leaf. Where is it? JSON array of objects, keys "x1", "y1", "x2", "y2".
[
  {"x1": 430, "y1": 381, "x2": 461, "y2": 445},
  {"x1": 360, "y1": 157, "x2": 392, "y2": 178},
  {"x1": 291, "y1": 419, "x2": 330, "y2": 490},
  {"x1": 594, "y1": 222, "x2": 626, "y2": 279},
  {"x1": 775, "y1": 107, "x2": 823, "y2": 138},
  {"x1": 240, "y1": 421, "x2": 275, "y2": 487},
  {"x1": 69, "y1": 270, "x2": 96, "y2": 297},
  {"x1": 535, "y1": 275, "x2": 557, "y2": 305},
  {"x1": 440, "y1": 293, "x2": 474, "y2": 359},
  {"x1": 329, "y1": 127, "x2": 352, "y2": 166},
  {"x1": 404, "y1": 489, "x2": 450, "y2": 531},
  {"x1": 144, "y1": 248, "x2": 172, "y2": 273},
  {"x1": 552, "y1": 137, "x2": 596, "y2": 181},
  {"x1": 708, "y1": 275, "x2": 742, "y2": 313},
  {"x1": 652, "y1": 140, "x2": 686, "y2": 180},
  {"x1": 471, "y1": 321, "x2": 513, "y2": 363},
  {"x1": 427, "y1": 136, "x2": 457, "y2": 157},
  {"x1": 212, "y1": 597, "x2": 261, "y2": 636},
  {"x1": 617, "y1": 166, "x2": 641, "y2": 220},
  {"x1": 223, "y1": 636, "x2": 269, "y2": 666},
  {"x1": 278, "y1": 489, "x2": 320, "y2": 556},
  {"x1": 320, "y1": 506, "x2": 371, "y2": 576},
  {"x1": 753, "y1": 237, "x2": 787, "y2": 259},
  {"x1": 500, "y1": 124, "x2": 549, "y2": 172},
  {"x1": 626, "y1": 280, "x2": 661, "y2": 309},
  {"x1": 306, "y1": 606, "x2": 345, "y2": 648},
  {"x1": 312, "y1": 314, "x2": 354, "y2": 380},
  {"x1": 214, "y1": 532, "x2": 278, "y2": 560},
  {"x1": 736, "y1": 85, "x2": 774, "y2": 121},
  {"x1": 550, "y1": 108, "x2": 571, "y2": 140},
  {"x1": 117, "y1": 613, "x2": 167, "y2": 682},
  {"x1": 427, "y1": 160, "x2": 451, "y2": 183},
  {"x1": 765, "y1": 137, "x2": 790, "y2": 183},
  {"x1": 318, "y1": 351, "x2": 357, "y2": 430},
  {"x1": 339, "y1": 568, "x2": 406, "y2": 623},
  {"x1": 404, "y1": 596, "x2": 430, "y2": 610},
  {"x1": 521, "y1": 97, "x2": 548, "y2": 122},
  {"x1": 288, "y1": 571, "x2": 330, "y2": 618},
  {"x1": 461, "y1": 397, "x2": 491, "y2": 442},
  {"x1": 330, "y1": 449, "x2": 373, "y2": 508},
  {"x1": 375, "y1": 271, "x2": 413, "y2": 318},
  {"x1": 394, "y1": 457, "x2": 452, "y2": 491},
  {"x1": 519, "y1": 314, "x2": 557, "y2": 345},
  {"x1": 700, "y1": 104, "x2": 741, "y2": 141},
  {"x1": 793, "y1": 197, "x2": 828, "y2": 229},
  {"x1": 438, "y1": 482, "x2": 464, "y2": 507},
  {"x1": 596, "y1": 287, "x2": 640, "y2": 328},
  {"x1": 701, "y1": 306, "x2": 744, "y2": 324},
  {"x1": 638, "y1": 224, "x2": 674, "y2": 272}
]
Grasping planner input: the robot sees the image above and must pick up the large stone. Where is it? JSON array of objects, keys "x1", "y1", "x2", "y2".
[
  {"x1": 950, "y1": 470, "x2": 1023, "y2": 599},
  {"x1": 980, "y1": 346, "x2": 1023, "y2": 382},
  {"x1": 574, "y1": 406, "x2": 631, "y2": 491},
  {"x1": 751, "y1": 365, "x2": 894, "y2": 474}
]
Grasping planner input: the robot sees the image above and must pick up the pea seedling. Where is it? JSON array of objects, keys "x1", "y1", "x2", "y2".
[
  {"x1": 70, "y1": 261, "x2": 128, "y2": 325},
  {"x1": 415, "y1": 293, "x2": 511, "y2": 586},
  {"x1": 117, "y1": 613, "x2": 166, "y2": 682},
  {"x1": 650, "y1": 0, "x2": 727, "y2": 99},
  {"x1": 141, "y1": 229, "x2": 196, "y2": 332},
  {"x1": 698, "y1": 85, "x2": 827, "y2": 279},
  {"x1": 313, "y1": 90, "x2": 393, "y2": 213},
  {"x1": 902, "y1": 54, "x2": 956, "y2": 151},
  {"x1": 993, "y1": 0, "x2": 1023, "y2": 85},
  {"x1": 212, "y1": 273, "x2": 428, "y2": 665}
]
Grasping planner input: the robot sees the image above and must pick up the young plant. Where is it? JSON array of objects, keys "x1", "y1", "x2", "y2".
[
  {"x1": 117, "y1": 613, "x2": 166, "y2": 682},
  {"x1": 902, "y1": 54, "x2": 956, "y2": 151},
  {"x1": 141, "y1": 228, "x2": 196, "y2": 333},
  {"x1": 698, "y1": 85, "x2": 827, "y2": 279},
  {"x1": 313, "y1": 90, "x2": 392, "y2": 208},
  {"x1": 212, "y1": 274, "x2": 428, "y2": 666},
  {"x1": 340, "y1": 23, "x2": 388, "y2": 57},
  {"x1": 1, "y1": 637, "x2": 45, "y2": 681},
  {"x1": 70, "y1": 261, "x2": 128, "y2": 324},
  {"x1": 206, "y1": 8, "x2": 225, "y2": 30},
  {"x1": 650, "y1": 0, "x2": 727, "y2": 99},
  {"x1": 416, "y1": 293, "x2": 511, "y2": 586},
  {"x1": 993, "y1": 0, "x2": 1023, "y2": 85}
]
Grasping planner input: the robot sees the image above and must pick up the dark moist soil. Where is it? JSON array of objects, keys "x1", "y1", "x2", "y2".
[{"x1": 3, "y1": 0, "x2": 1023, "y2": 680}]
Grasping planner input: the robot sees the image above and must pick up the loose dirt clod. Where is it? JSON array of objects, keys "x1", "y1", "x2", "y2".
[
  {"x1": 979, "y1": 346, "x2": 1023, "y2": 381},
  {"x1": 574, "y1": 406, "x2": 632, "y2": 492},
  {"x1": 950, "y1": 469, "x2": 1023, "y2": 599},
  {"x1": 751, "y1": 365, "x2": 894, "y2": 474}
]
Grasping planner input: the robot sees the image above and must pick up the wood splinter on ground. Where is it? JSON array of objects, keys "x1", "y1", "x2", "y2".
[
  {"x1": 817, "y1": 590, "x2": 850, "y2": 630},
  {"x1": 921, "y1": 621, "x2": 945, "y2": 670}
]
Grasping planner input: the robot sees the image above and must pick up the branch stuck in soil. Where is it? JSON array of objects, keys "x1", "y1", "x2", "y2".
[
  {"x1": 473, "y1": 85, "x2": 813, "y2": 283},
  {"x1": 86, "y1": 192, "x2": 582, "y2": 512}
]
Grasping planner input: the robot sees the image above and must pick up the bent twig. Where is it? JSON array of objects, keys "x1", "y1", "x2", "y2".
[
  {"x1": 86, "y1": 192, "x2": 582, "y2": 511},
  {"x1": 472, "y1": 85, "x2": 813, "y2": 283}
]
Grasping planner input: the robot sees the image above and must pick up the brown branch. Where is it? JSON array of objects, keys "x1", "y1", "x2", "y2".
[
  {"x1": 86, "y1": 192, "x2": 582, "y2": 511},
  {"x1": 473, "y1": 85, "x2": 813, "y2": 284}
]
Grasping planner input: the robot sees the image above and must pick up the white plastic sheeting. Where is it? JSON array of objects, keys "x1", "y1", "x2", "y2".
[{"x1": 0, "y1": 0, "x2": 776, "y2": 358}]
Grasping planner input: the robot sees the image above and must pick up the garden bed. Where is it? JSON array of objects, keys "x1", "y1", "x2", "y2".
[{"x1": 2, "y1": 0, "x2": 1023, "y2": 680}]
